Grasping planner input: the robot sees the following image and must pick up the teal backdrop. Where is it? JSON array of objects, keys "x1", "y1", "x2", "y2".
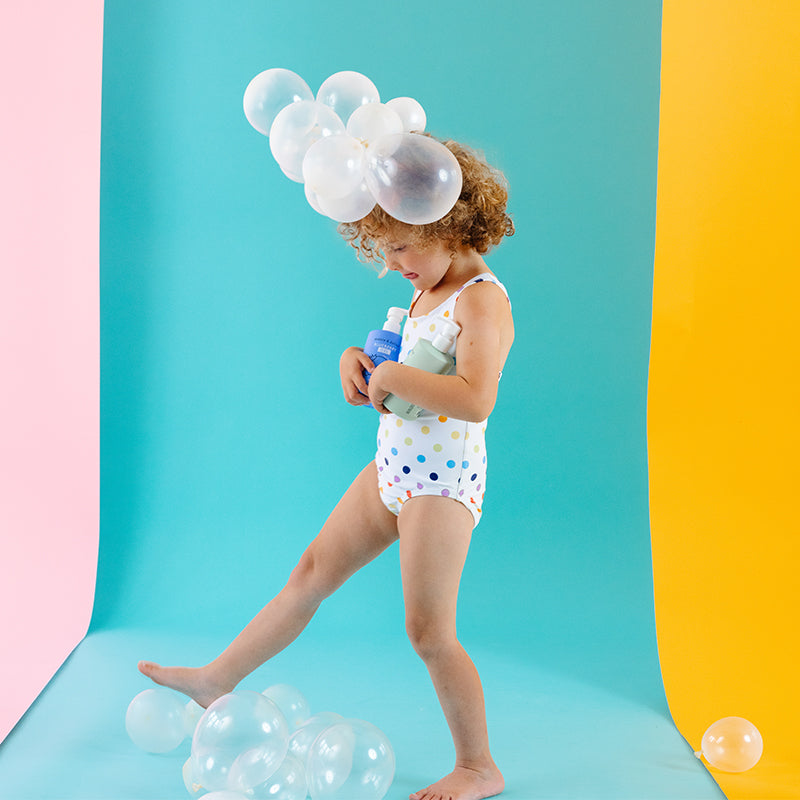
[
  {"x1": 0, "y1": 1, "x2": 727, "y2": 798},
  {"x1": 96, "y1": 0, "x2": 660, "y2": 657}
]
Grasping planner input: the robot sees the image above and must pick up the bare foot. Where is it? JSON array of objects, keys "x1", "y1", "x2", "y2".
[
  {"x1": 137, "y1": 661, "x2": 233, "y2": 709},
  {"x1": 410, "y1": 762, "x2": 505, "y2": 800}
]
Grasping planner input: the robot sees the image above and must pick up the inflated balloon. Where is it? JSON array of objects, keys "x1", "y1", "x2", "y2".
[
  {"x1": 243, "y1": 68, "x2": 314, "y2": 136},
  {"x1": 183, "y1": 757, "x2": 205, "y2": 797},
  {"x1": 191, "y1": 691, "x2": 289, "y2": 792},
  {"x1": 125, "y1": 688, "x2": 187, "y2": 753},
  {"x1": 184, "y1": 699, "x2": 204, "y2": 737},
  {"x1": 317, "y1": 181, "x2": 377, "y2": 223},
  {"x1": 288, "y1": 711, "x2": 344, "y2": 768},
  {"x1": 346, "y1": 103, "x2": 404, "y2": 146},
  {"x1": 695, "y1": 717, "x2": 763, "y2": 772},
  {"x1": 317, "y1": 71, "x2": 380, "y2": 126},
  {"x1": 269, "y1": 100, "x2": 345, "y2": 182},
  {"x1": 262, "y1": 684, "x2": 312, "y2": 731},
  {"x1": 307, "y1": 719, "x2": 395, "y2": 800},
  {"x1": 305, "y1": 183, "x2": 326, "y2": 216},
  {"x1": 245, "y1": 68, "x2": 460, "y2": 225},
  {"x1": 307, "y1": 721, "x2": 354, "y2": 798},
  {"x1": 227, "y1": 744, "x2": 286, "y2": 793},
  {"x1": 244, "y1": 753, "x2": 308, "y2": 800},
  {"x1": 302, "y1": 135, "x2": 366, "y2": 199},
  {"x1": 385, "y1": 97, "x2": 426, "y2": 133},
  {"x1": 365, "y1": 133, "x2": 463, "y2": 225}
]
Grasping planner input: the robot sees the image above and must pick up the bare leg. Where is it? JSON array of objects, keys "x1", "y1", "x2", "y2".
[
  {"x1": 398, "y1": 497, "x2": 504, "y2": 800},
  {"x1": 139, "y1": 462, "x2": 398, "y2": 708}
]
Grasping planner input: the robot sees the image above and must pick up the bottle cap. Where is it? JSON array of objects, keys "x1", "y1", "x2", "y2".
[
  {"x1": 431, "y1": 318, "x2": 461, "y2": 352},
  {"x1": 383, "y1": 306, "x2": 407, "y2": 334}
]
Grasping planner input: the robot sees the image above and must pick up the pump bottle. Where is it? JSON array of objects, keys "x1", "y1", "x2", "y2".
[
  {"x1": 362, "y1": 307, "x2": 407, "y2": 406},
  {"x1": 383, "y1": 317, "x2": 461, "y2": 420}
]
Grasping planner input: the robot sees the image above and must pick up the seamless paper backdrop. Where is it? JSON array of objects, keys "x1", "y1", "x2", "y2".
[
  {"x1": 650, "y1": 1, "x2": 800, "y2": 797},
  {"x1": 94, "y1": 0, "x2": 663, "y2": 659},
  {"x1": 1, "y1": 2, "x2": 729, "y2": 799},
  {"x1": 0, "y1": 1, "x2": 102, "y2": 743}
]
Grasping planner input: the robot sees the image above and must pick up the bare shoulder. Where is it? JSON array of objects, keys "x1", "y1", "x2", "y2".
[
  {"x1": 454, "y1": 278, "x2": 514, "y2": 365},
  {"x1": 456, "y1": 279, "x2": 513, "y2": 325}
]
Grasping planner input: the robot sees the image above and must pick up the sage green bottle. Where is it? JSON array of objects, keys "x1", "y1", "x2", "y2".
[{"x1": 383, "y1": 317, "x2": 461, "y2": 420}]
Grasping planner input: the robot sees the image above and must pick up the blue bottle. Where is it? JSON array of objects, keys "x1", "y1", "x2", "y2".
[{"x1": 363, "y1": 306, "x2": 406, "y2": 385}]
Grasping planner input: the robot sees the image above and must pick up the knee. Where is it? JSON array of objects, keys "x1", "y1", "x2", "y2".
[
  {"x1": 405, "y1": 614, "x2": 455, "y2": 662},
  {"x1": 287, "y1": 547, "x2": 335, "y2": 604}
]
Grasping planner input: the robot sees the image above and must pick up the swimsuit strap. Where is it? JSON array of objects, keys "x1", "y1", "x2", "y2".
[
  {"x1": 409, "y1": 273, "x2": 510, "y2": 317},
  {"x1": 455, "y1": 274, "x2": 511, "y2": 381},
  {"x1": 454, "y1": 273, "x2": 511, "y2": 307}
]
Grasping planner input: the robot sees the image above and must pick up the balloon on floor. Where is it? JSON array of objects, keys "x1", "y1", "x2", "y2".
[{"x1": 127, "y1": 684, "x2": 395, "y2": 799}]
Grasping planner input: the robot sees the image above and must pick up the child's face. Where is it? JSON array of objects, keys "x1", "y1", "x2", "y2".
[{"x1": 381, "y1": 236, "x2": 453, "y2": 291}]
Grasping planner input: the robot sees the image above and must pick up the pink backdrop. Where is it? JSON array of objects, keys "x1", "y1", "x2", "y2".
[{"x1": 0, "y1": 2, "x2": 103, "y2": 742}]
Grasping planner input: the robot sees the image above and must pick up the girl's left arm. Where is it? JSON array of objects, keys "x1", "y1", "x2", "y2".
[{"x1": 368, "y1": 282, "x2": 513, "y2": 422}]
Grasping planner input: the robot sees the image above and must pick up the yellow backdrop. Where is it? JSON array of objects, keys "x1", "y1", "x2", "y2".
[{"x1": 650, "y1": 2, "x2": 800, "y2": 798}]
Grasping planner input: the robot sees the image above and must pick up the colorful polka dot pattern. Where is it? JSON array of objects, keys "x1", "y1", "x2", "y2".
[
  {"x1": 377, "y1": 414, "x2": 488, "y2": 526},
  {"x1": 375, "y1": 273, "x2": 509, "y2": 529}
]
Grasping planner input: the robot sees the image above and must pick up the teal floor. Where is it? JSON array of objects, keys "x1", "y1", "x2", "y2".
[{"x1": 1, "y1": 627, "x2": 724, "y2": 800}]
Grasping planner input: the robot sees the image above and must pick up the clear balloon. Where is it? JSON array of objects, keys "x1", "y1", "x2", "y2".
[
  {"x1": 262, "y1": 684, "x2": 312, "y2": 731},
  {"x1": 347, "y1": 103, "x2": 404, "y2": 146},
  {"x1": 191, "y1": 691, "x2": 289, "y2": 792},
  {"x1": 365, "y1": 133, "x2": 462, "y2": 225},
  {"x1": 228, "y1": 744, "x2": 286, "y2": 793},
  {"x1": 385, "y1": 97, "x2": 426, "y2": 133},
  {"x1": 183, "y1": 756, "x2": 206, "y2": 797},
  {"x1": 317, "y1": 181, "x2": 377, "y2": 223},
  {"x1": 307, "y1": 719, "x2": 395, "y2": 800},
  {"x1": 302, "y1": 135, "x2": 366, "y2": 199},
  {"x1": 305, "y1": 183, "x2": 326, "y2": 216},
  {"x1": 317, "y1": 71, "x2": 380, "y2": 126},
  {"x1": 246, "y1": 753, "x2": 308, "y2": 800},
  {"x1": 125, "y1": 688, "x2": 187, "y2": 754},
  {"x1": 288, "y1": 712, "x2": 344, "y2": 768},
  {"x1": 307, "y1": 721, "x2": 354, "y2": 798},
  {"x1": 184, "y1": 699, "x2": 204, "y2": 738},
  {"x1": 269, "y1": 100, "x2": 345, "y2": 183},
  {"x1": 243, "y1": 68, "x2": 314, "y2": 136},
  {"x1": 695, "y1": 717, "x2": 763, "y2": 772}
]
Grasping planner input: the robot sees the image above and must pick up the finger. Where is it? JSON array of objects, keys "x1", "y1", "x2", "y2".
[
  {"x1": 356, "y1": 352, "x2": 376, "y2": 372},
  {"x1": 354, "y1": 373, "x2": 370, "y2": 397},
  {"x1": 345, "y1": 385, "x2": 371, "y2": 406},
  {"x1": 367, "y1": 384, "x2": 390, "y2": 414}
]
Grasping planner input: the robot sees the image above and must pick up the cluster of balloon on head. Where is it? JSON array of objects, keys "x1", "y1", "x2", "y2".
[
  {"x1": 243, "y1": 68, "x2": 463, "y2": 226},
  {"x1": 125, "y1": 684, "x2": 395, "y2": 800}
]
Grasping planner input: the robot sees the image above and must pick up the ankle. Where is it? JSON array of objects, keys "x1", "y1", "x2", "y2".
[
  {"x1": 198, "y1": 662, "x2": 237, "y2": 696},
  {"x1": 455, "y1": 755, "x2": 501, "y2": 777}
]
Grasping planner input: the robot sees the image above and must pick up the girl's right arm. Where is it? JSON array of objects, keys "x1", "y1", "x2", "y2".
[{"x1": 339, "y1": 347, "x2": 376, "y2": 406}]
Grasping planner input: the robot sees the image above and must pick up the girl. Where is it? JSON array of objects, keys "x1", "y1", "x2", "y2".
[{"x1": 139, "y1": 138, "x2": 514, "y2": 800}]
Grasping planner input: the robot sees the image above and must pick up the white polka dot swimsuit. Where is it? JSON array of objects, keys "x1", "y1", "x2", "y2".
[{"x1": 375, "y1": 273, "x2": 510, "y2": 528}]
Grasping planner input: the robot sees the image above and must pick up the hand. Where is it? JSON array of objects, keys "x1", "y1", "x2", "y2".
[
  {"x1": 367, "y1": 360, "x2": 394, "y2": 414},
  {"x1": 339, "y1": 347, "x2": 375, "y2": 406}
]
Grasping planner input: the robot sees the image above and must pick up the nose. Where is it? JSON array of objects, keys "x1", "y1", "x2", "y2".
[{"x1": 384, "y1": 252, "x2": 401, "y2": 271}]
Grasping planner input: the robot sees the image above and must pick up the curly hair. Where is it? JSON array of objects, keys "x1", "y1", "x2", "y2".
[{"x1": 338, "y1": 136, "x2": 514, "y2": 267}]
